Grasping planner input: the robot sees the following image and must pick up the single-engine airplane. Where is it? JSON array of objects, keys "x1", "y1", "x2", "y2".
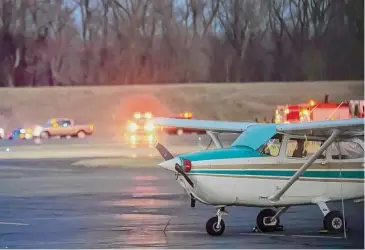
[{"x1": 151, "y1": 117, "x2": 364, "y2": 236}]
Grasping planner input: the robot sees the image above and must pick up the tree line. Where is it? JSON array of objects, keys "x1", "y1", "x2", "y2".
[{"x1": 0, "y1": 0, "x2": 363, "y2": 87}]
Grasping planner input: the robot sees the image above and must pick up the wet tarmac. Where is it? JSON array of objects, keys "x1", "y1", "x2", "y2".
[
  {"x1": 0, "y1": 158, "x2": 363, "y2": 248},
  {"x1": 0, "y1": 133, "x2": 239, "y2": 147}
]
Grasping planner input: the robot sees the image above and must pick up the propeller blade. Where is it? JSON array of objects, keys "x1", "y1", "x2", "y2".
[{"x1": 155, "y1": 141, "x2": 174, "y2": 161}]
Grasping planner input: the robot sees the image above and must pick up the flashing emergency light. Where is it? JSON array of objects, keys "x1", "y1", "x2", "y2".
[
  {"x1": 130, "y1": 135, "x2": 137, "y2": 143},
  {"x1": 309, "y1": 100, "x2": 316, "y2": 106},
  {"x1": 144, "y1": 112, "x2": 152, "y2": 119},
  {"x1": 128, "y1": 122, "x2": 138, "y2": 132},
  {"x1": 301, "y1": 109, "x2": 309, "y2": 116},
  {"x1": 133, "y1": 112, "x2": 142, "y2": 119},
  {"x1": 148, "y1": 134, "x2": 154, "y2": 142},
  {"x1": 180, "y1": 112, "x2": 193, "y2": 118},
  {"x1": 144, "y1": 122, "x2": 154, "y2": 132}
]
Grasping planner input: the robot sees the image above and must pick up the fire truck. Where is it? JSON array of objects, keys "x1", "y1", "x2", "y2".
[
  {"x1": 124, "y1": 112, "x2": 156, "y2": 147},
  {"x1": 161, "y1": 112, "x2": 206, "y2": 135},
  {"x1": 274, "y1": 96, "x2": 364, "y2": 124}
]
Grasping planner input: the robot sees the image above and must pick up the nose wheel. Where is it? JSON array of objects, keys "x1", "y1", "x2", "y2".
[
  {"x1": 206, "y1": 216, "x2": 225, "y2": 236},
  {"x1": 206, "y1": 207, "x2": 227, "y2": 236}
]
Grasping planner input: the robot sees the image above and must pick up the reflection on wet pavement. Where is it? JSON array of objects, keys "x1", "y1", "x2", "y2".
[
  {"x1": 108, "y1": 198, "x2": 182, "y2": 208},
  {"x1": 0, "y1": 159, "x2": 363, "y2": 248}
]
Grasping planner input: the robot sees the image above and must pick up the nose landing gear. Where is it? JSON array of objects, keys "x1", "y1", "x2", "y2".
[{"x1": 206, "y1": 207, "x2": 227, "y2": 236}]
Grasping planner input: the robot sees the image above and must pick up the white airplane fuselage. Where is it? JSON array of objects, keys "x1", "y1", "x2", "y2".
[{"x1": 161, "y1": 154, "x2": 364, "y2": 207}]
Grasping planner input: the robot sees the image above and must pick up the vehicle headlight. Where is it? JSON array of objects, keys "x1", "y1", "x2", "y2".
[
  {"x1": 0, "y1": 128, "x2": 4, "y2": 134},
  {"x1": 144, "y1": 112, "x2": 152, "y2": 119},
  {"x1": 128, "y1": 122, "x2": 138, "y2": 132},
  {"x1": 144, "y1": 122, "x2": 154, "y2": 131},
  {"x1": 147, "y1": 134, "x2": 154, "y2": 142}
]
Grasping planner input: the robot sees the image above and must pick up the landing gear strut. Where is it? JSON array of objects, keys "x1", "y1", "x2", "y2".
[{"x1": 206, "y1": 207, "x2": 227, "y2": 236}]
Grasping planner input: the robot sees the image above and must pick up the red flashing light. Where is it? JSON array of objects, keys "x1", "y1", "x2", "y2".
[
  {"x1": 180, "y1": 112, "x2": 193, "y2": 119},
  {"x1": 183, "y1": 159, "x2": 192, "y2": 173}
]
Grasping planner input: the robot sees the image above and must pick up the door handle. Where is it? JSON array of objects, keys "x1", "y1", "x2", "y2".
[{"x1": 321, "y1": 161, "x2": 327, "y2": 165}]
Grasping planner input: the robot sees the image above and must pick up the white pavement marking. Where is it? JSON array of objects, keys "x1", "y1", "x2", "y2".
[
  {"x1": 291, "y1": 234, "x2": 344, "y2": 239},
  {"x1": 239, "y1": 232, "x2": 287, "y2": 237},
  {"x1": 240, "y1": 232, "x2": 344, "y2": 239},
  {"x1": 166, "y1": 230, "x2": 205, "y2": 234},
  {"x1": 0, "y1": 221, "x2": 29, "y2": 226},
  {"x1": 166, "y1": 230, "x2": 345, "y2": 239}
]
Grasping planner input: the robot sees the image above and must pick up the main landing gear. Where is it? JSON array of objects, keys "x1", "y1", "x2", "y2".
[
  {"x1": 253, "y1": 202, "x2": 347, "y2": 233},
  {"x1": 317, "y1": 201, "x2": 346, "y2": 233},
  {"x1": 254, "y1": 207, "x2": 286, "y2": 232}
]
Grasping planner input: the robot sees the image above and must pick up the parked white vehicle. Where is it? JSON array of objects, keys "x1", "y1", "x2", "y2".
[{"x1": 0, "y1": 128, "x2": 4, "y2": 139}]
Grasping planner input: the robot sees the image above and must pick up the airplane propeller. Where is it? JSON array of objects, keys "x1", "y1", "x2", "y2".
[
  {"x1": 154, "y1": 141, "x2": 196, "y2": 208},
  {"x1": 155, "y1": 141, "x2": 174, "y2": 161}
]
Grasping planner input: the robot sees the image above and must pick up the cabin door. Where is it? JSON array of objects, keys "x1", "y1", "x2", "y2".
[
  {"x1": 326, "y1": 140, "x2": 364, "y2": 198},
  {"x1": 281, "y1": 137, "x2": 328, "y2": 197}
]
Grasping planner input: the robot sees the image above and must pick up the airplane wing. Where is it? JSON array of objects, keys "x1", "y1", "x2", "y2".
[
  {"x1": 276, "y1": 118, "x2": 364, "y2": 137},
  {"x1": 268, "y1": 118, "x2": 364, "y2": 203},
  {"x1": 152, "y1": 118, "x2": 257, "y2": 133}
]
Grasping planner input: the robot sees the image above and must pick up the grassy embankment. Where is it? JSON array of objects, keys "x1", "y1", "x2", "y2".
[{"x1": 0, "y1": 81, "x2": 362, "y2": 138}]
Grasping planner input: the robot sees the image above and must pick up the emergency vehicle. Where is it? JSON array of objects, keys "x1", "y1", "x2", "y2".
[
  {"x1": 274, "y1": 96, "x2": 364, "y2": 124},
  {"x1": 124, "y1": 112, "x2": 157, "y2": 147},
  {"x1": 161, "y1": 112, "x2": 206, "y2": 135}
]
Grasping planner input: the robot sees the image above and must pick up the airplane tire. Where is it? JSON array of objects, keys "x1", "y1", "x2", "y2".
[
  {"x1": 256, "y1": 208, "x2": 280, "y2": 232},
  {"x1": 323, "y1": 211, "x2": 345, "y2": 232},
  {"x1": 206, "y1": 216, "x2": 225, "y2": 236}
]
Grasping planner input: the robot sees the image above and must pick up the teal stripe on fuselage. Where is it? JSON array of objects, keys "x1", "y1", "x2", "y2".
[
  {"x1": 189, "y1": 169, "x2": 364, "y2": 179},
  {"x1": 178, "y1": 147, "x2": 263, "y2": 161}
]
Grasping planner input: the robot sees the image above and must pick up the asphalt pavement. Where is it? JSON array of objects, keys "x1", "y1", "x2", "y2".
[
  {"x1": 0, "y1": 134, "x2": 239, "y2": 160},
  {"x1": 0, "y1": 133, "x2": 239, "y2": 147},
  {"x1": 0, "y1": 158, "x2": 363, "y2": 248}
]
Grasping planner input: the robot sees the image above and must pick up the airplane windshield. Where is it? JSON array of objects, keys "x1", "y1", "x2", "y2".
[{"x1": 258, "y1": 134, "x2": 283, "y2": 157}]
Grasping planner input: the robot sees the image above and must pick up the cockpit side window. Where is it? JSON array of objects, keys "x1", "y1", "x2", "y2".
[
  {"x1": 258, "y1": 134, "x2": 283, "y2": 157},
  {"x1": 286, "y1": 138, "x2": 326, "y2": 159},
  {"x1": 331, "y1": 141, "x2": 364, "y2": 160}
]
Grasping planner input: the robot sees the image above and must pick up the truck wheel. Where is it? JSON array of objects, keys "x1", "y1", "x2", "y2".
[
  {"x1": 77, "y1": 131, "x2": 86, "y2": 138},
  {"x1": 40, "y1": 131, "x2": 50, "y2": 139}
]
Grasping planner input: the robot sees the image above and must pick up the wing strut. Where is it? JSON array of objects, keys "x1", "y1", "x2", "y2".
[
  {"x1": 206, "y1": 131, "x2": 223, "y2": 148},
  {"x1": 268, "y1": 129, "x2": 341, "y2": 203}
]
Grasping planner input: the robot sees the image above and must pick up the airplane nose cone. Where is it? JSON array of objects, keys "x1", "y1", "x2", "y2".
[{"x1": 158, "y1": 157, "x2": 180, "y2": 172}]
